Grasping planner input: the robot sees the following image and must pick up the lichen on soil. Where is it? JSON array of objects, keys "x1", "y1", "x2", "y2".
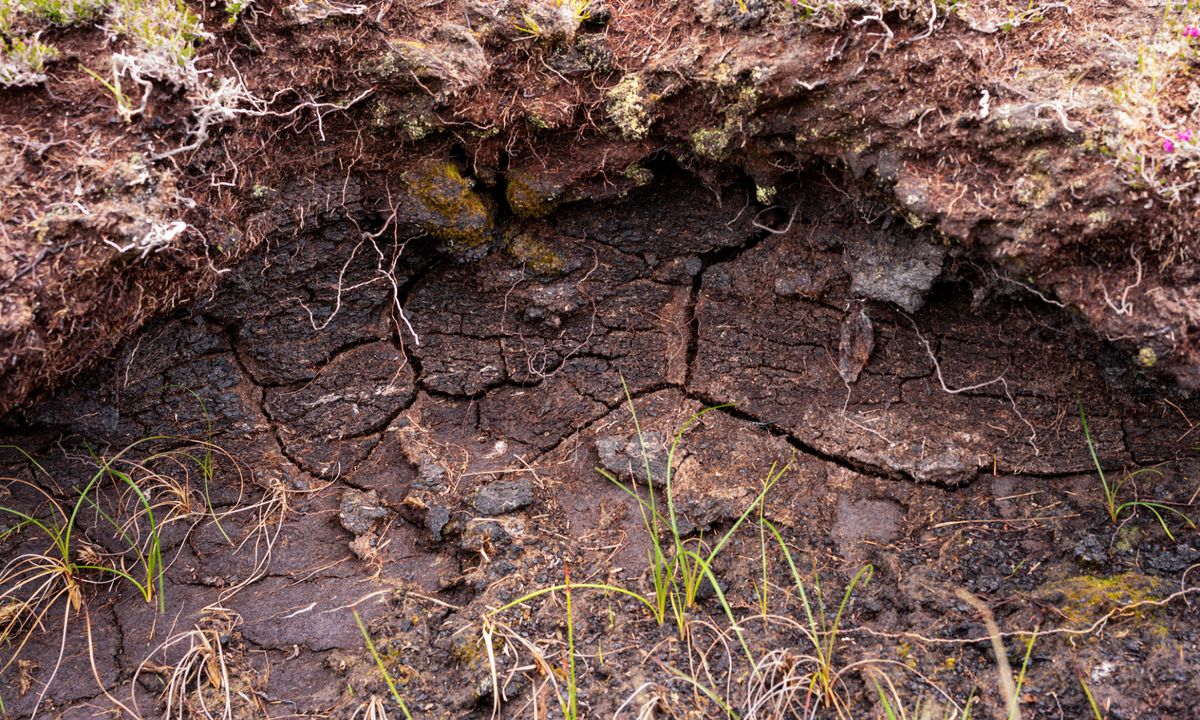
[{"x1": 3, "y1": 1, "x2": 1200, "y2": 718}]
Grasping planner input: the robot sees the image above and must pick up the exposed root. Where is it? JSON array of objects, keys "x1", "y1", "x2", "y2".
[
  {"x1": 908, "y1": 316, "x2": 1039, "y2": 455},
  {"x1": 133, "y1": 606, "x2": 252, "y2": 720},
  {"x1": 1099, "y1": 247, "x2": 1144, "y2": 318}
]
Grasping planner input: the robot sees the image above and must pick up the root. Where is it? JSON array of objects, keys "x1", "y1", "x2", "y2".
[
  {"x1": 1099, "y1": 247, "x2": 1144, "y2": 318},
  {"x1": 306, "y1": 189, "x2": 421, "y2": 347},
  {"x1": 908, "y1": 316, "x2": 1039, "y2": 455}
]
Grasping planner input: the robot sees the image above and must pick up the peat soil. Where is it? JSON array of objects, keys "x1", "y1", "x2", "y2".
[
  {"x1": 2, "y1": 167, "x2": 1200, "y2": 718},
  {"x1": 10, "y1": 0, "x2": 1200, "y2": 418}
]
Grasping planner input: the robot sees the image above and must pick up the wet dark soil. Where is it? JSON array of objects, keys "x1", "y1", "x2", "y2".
[{"x1": 2, "y1": 165, "x2": 1200, "y2": 719}]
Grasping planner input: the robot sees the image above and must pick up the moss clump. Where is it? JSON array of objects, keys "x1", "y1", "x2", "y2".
[
  {"x1": 692, "y1": 127, "x2": 730, "y2": 160},
  {"x1": 1085, "y1": 208, "x2": 1112, "y2": 235},
  {"x1": 505, "y1": 171, "x2": 559, "y2": 219},
  {"x1": 506, "y1": 233, "x2": 565, "y2": 275},
  {"x1": 622, "y1": 164, "x2": 653, "y2": 186},
  {"x1": 605, "y1": 73, "x2": 653, "y2": 140},
  {"x1": 1012, "y1": 171, "x2": 1054, "y2": 207},
  {"x1": 404, "y1": 161, "x2": 494, "y2": 259},
  {"x1": 1138, "y1": 346, "x2": 1158, "y2": 368},
  {"x1": 1039, "y1": 572, "x2": 1166, "y2": 626},
  {"x1": 401, "y1": 116, "x2": 432, "y2": 141},
  {"x1": 690, "y1": 84, "x2": 761, "y2": 163},
  {"x1": 449, "y1": 627, "x2": 490, "y2": 671}
]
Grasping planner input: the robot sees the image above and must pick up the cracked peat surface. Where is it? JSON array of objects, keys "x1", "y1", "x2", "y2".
[{"x1": 2, "y1": 167, "x2": 1200, "y2": 719}]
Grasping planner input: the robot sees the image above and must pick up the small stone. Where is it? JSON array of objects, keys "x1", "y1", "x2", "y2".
[
  {"x1": 461, "y1": 517, "x2": 526, "y2": 555},
  {"x1": 339, "y1": 489, "x2": 388, "y2": 535},
  {"x1": 426, "y1": 505, "x2": 451, "y2": 541},
  {"x1": 473, "y1": 478, "x2": 534, "y2": 515},
  {"x1": 1074, "y1": 534, "x2": 1109, "y2": 568},
  {"x1": 837, "y1": 309, "x2": 874, "y2": 384},
  {"x1": 845, "y1": 230, "x2": 945, "y2": 312},
  {"x1": 414, "y1": 456, "x2": 447, "y2": 491},
  {"x1": 596, "y1": 431, "x2": 670, "y2": 486}
]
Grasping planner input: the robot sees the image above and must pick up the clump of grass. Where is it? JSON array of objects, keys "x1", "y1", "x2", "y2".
[
  {"x1": 0, "y1": 434, "x2": 250, "y2": 714},
  {"x1": 353, "y1": 609, "x2": 414, "y2": 720},
  {"x1": 761, "y1": 517, "x2": 873, "y2": 713},
  {"x1": 0, "y1": 439, "x2": 168, "y2": 713},
  {"x1": 1079, "y1": 403, "x2": 1196, "y2": 539},
  {"x1": 133, "y1": 605, "x2": 243, "y2": 719},
  {"x1": 596, "y1": 379, "x2": 784, "y2": 644}
]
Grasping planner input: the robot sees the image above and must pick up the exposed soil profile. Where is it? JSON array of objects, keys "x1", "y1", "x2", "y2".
[
  {"x1": 2, "y1": 163, "x2": 1199, "y2": 718},
  {"x1": 5, "y1": 0, "x2": 1200, "y2": 718}
]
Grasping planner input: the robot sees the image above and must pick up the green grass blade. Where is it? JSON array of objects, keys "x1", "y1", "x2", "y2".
[
  {"x1": 353, "y1": 609, "x2": 414, "y2": 720},
  {"x1": 871, "y1": 679, "x2": 901, "y2": 720},
  {"x1": 1078, "y1": 403, "x2": 1117, "y2": 520},
  {"x1": 697, "y1": 560, "x2": 755, "y2": 667},
  {"x1": 825, "y1": 564, "x2": 873, "y2": 665},
  {"x1": 1077, "y1": 667, "x2": 1105, "y2": 720},
  {"x1": 703, "y1": 460, "x2": 786, "y2": 569},
  {"x1": 762, "y1": 519, "x2": 820, "y2": 651},
  {"x1": 665, "y1": 665, "x2": 741, "y2": 719},
  {"x1": 1013, "y1": 629, "x2": 1037, "y2": 702},
  {"x1": 488, "y1": 582, "x2": 657, "y2": 619},
  {"x1": 0, "y1": 444, "x2": 52, "y2": 479}
]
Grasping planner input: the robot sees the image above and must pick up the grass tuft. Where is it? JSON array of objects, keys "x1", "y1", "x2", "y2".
[
  {"x1": 1079, "y1": 402, "x2": 1196, "y2": 539},
  {"x1": 353, "y1": 608, "x2": 414, "y2": 720},
  {"x1": 596, "y1": 378, "x2": 784, "y2": 642},
  {"x1": 0, "y1": 434, "x2": 256, "y2": 715}
]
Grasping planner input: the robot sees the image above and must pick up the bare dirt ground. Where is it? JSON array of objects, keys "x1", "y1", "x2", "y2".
[{"x1": 2, "y1": 164, "x2": 1199, "y2": 718}]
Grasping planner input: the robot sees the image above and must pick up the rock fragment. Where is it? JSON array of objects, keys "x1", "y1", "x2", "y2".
[
  {"x1": 837, "y1": 308, "x2": 875, "y2": 384},
  {"x1": 339, "y1": 488, "x2": 389, "y2": 535},
  {"x1": 473, "y1": 478, "x2": 535, "y2": 516},
  {"x1": 596, "y1": 431, "x2": 670, "y2": 485},
  {"x1": 845, "y1": 231, "x2": 945, "y2": 312}
]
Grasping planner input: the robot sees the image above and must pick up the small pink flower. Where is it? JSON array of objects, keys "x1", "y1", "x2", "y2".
[
  {"x1": 1179, "y1": 128, "x2": 1194, "y2": 143},
  {"x1": 1186, "y1": 25, "x2": 1200, "y2": 37},
  {"x1": 1165, "y1": 138, "x2": 1176, "y2": 153}
]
